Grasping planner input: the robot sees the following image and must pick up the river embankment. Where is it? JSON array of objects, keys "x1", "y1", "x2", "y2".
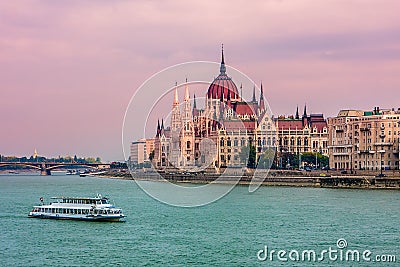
[{"x1": 92, "y1": 169, "x2": 400, "y2": 190}]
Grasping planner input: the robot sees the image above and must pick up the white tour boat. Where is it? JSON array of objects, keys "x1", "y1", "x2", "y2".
[{"x1": 28, "y1": 195, "x2": 125, "y2": 222}]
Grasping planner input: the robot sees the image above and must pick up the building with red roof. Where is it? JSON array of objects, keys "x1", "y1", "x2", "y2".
[
  {"x1": 151, "y1": 46, "x2": 276, "y2": 171},
  {"x1": 275, "y1": 105, "x2": 329, "y2": 160}
]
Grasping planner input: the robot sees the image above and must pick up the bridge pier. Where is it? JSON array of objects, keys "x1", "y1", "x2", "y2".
[
  {"x1": 40, "y1": 169, "x2": 51, "y2": 175},
  {"x1": 40, "y1": 163, "x2": 51, "y2": 175}
]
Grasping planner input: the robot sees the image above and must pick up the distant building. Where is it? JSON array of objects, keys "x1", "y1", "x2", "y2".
[
  {"x1": 130, "y1": 139, "x2": 148, "y2": 165},
  {"x1": 328, "y1": 107, "x2": 400, "y2": 170},
  {"x1": 145, "y1": 138, "x2": 155, "y2": 160},
  {"x1": 275, "y1": 106, "x2": 329, "y2": 156}
]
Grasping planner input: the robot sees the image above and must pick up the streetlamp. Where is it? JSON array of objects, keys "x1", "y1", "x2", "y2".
[
  {"x1": 315, "y1": 151, "x2": 318, "y2": 169},
  {"x1": 379, "y1": 148, "x2": 385, "y2": 177},
  {"x1": 298, "y1": 152, "x2": 302, "y2": 170},
  {"x1": 350, "y1": 147, "x2": 353, "y2": 174}
]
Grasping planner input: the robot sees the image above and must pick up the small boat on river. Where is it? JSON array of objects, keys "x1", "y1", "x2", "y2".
[{"x1": 28, "y1": 195, "x2": 125, "y2": 222}]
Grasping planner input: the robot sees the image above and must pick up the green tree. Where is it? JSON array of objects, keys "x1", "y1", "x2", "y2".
[
  {"x1": 258, "y1": 147, "x2": 276, "y2": 169},
  {"x1": 299, "y1": 152, "x2": 329, "y2": 169},
  {"x1": 239, "y1": 144, "x2": 256, "y2": 168},
  {"x1": 85, "y1": 157, "x2": 96, "y2": 163},
  {"x1": 149, "y1": 150, "x2": 155, "y2": 161}
]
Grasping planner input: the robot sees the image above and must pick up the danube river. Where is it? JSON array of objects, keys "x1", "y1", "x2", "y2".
[{"x1": 0, "y1": 174, "x2": 399, "y2": 266}]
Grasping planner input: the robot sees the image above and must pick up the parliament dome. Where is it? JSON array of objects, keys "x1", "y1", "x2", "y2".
[{"x1": 207, "y1": 47, "x2": 239, "y2": 100}]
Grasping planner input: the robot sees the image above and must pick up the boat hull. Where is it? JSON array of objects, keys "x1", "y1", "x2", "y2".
[{"x1": 28, "y1": 213, "x2": 125, "y2": 222}]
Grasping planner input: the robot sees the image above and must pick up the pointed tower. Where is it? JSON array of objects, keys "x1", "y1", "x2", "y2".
[
  {"x1": 259, "y1": 82, "x2": 265, "y2": 114},
  {"x1": 225, "y1": 90, "x2": 233, "y2": 119},
  {"x1": 192, "y1": 93, "x2": 198, "y2": 116},
  {"x1": 240, "y1": 83, "x2": 243, "y2": 102},
  {"x1": 171, "y1": 84, "x2": 181, "y2": 132},
  {"x1": 193, "y1": 93, "x2": 197, "y2": 110},
  {"x1": 220, "y1": 43, "x2": 226, "y2": 74},
  {"x1": 181, "y1": 81, "x2": 195, "y2": 167},
  {"x1": 295, "y1": 106, "x2": 299, "y2": 120},
  {"x1": 227, "y1": 90, "x2": 232, "y2": 108},
  {"x1": 252, "y1": 84, "x2": 257, "y2": 103},
  {"x1": 170, "y1": 83, "x2": 182, "y2": 166},
  {"x1": 302, "y1": 104, "x2": 308, "y2": 127},
  {"x1": 156, "y1": 119, "x2": 161, "y2": 137}
]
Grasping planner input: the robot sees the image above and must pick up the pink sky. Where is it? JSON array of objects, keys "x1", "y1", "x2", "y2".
[{"x1": 1, "y1": 0, "x2": 400, "y2": 161}]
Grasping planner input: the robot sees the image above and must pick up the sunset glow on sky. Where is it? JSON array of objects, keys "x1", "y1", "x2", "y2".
[{"x1": 1, "y1": 1, "x2": 400, "y2": 161}]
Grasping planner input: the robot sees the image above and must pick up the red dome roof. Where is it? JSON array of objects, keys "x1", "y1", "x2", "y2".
[
  {"x1": 207, "y1": 74, "x2": 239, "y2": 100},
  {"x1": 207, "y1": 46, "x2": 239, "y2": 100}
]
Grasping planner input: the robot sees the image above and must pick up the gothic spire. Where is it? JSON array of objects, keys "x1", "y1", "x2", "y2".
[
  {"x1": 259, "y1": 82, "x2": 265, "y2": 112},
  {"x1": 193, "y1": 93, "x2": 197, "y2": 109},
  {"x1": 173, "y1": 83, "x2": 179, "y2": 106},
  {"x1": 295, "y1": 106, "x2": 299, "y2": 119},
  {"x1": 184, "y1": 82, "x2": 190, "y2": 101},
  {"x1": 240, "y1": 83, "x2": 243, "y2": 101},
  {"x1": 156, "y1": 119, "x2": 160, "y2": 137},
  {"x1": 252, "y1": 84, "x2": 256, "y2": 103},
  {"x1": 227, "y1": 89, "x2": 232, "y2": 108},
  {"x1": 220, "y1": 44, "x2": 226, "y2": 74},
  {"x1": 303, "y1": 104, "x2": 307, "y2": 118}
]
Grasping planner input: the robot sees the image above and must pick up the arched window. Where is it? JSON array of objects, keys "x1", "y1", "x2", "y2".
[
  {"x1": 220, "y1": 138, "x2": 225, "y2": 147},
  {"x1": 234, "y1": 138, "x2": 238, "y2": 147},
  {"x1": 241, "y1": 138, "x2": 246, "y2": 146}
]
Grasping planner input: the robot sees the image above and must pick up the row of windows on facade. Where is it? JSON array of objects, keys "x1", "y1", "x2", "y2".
[
  {"x1": 161, "y1": 137, "x2": 328, "y2": 150},
  {"x1": 341, "y1": 130, "x2": 400, "y2": 137},
  {"x1": 333, "y1": 161, "x2": 399, "y2": 170},
  {"x1": 333, "y1": 137, "x2": 400, "y2": 146},
  {"x1": 280, "y1": 127, "x2": 327, "y2": 134},
  {"x1": 336, "y1": 121, "x2": 400, "y2": 130},
  {"x1": 332, "y1": 151, "x2": 397, "y2": 159},
  {"x1": 160, "y1": 138, "x2": 277, "y2": 153},
  {"x1": 354, "y1": 161, "x2": 399, "y2": 167},
  {"x1": 219, "y1": 137, "x2": 276, "y2": 147},
  {"x1": 280, "y1": 139, "x2": 328, "y2": 149}
]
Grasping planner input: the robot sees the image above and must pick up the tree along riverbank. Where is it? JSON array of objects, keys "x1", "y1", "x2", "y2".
[{"x1": 93, "y1": 169, "x2": 400, "y2": 190}]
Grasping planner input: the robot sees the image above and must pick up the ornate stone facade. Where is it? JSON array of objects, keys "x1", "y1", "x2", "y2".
[
  {"x1": 151, "y1": 48, "x2": 276, "y2": 172},
  {"x1": 328, "y1": 107, "x2": 400, "y2": 170}
]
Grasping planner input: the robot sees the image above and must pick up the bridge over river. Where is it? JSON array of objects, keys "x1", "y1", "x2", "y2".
[{"x1": 0, "y1": 162, "x2": 110, "y2": 175}]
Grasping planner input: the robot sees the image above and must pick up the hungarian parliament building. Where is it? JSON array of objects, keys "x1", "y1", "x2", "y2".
[{"x1": 131, "y1": 48, "x2": 329, "y2": 171}]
